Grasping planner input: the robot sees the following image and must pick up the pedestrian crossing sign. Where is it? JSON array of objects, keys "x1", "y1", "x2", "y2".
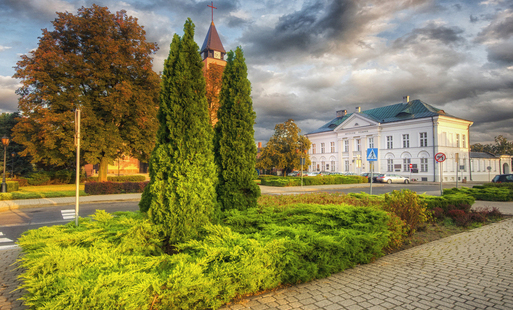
[{"x1": 366, "y1": 148, "x2": 378, "y2": 161}]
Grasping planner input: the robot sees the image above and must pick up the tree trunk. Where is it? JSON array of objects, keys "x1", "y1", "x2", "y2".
[{"x1": 98, "y1": 157, "x2": 108, "y2": 182}]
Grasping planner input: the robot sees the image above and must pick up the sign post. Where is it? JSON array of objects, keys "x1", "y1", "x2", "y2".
[
  {"x1": 435, "y1": 152, "x2": 446, "y2": 196},
  {"x1": 367, "y1": 148, "x2": 378, "y2": 195}
]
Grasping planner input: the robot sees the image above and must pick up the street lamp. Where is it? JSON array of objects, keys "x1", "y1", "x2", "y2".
[
  {"x1": 1, "y1": 136, "x2": 10, "y2": 193},
  {"x1": 11, "y1": 152, "x2": 15, "y2": 178}
]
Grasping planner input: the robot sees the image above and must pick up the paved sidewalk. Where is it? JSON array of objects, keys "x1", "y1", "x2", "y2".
[{"x1": 221, "y1": 218, "x2": 513, "y2": 310}]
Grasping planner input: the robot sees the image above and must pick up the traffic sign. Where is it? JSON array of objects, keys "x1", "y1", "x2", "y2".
[
  {"x1": 366, "y1": 148, "x2": 378, "y2": 161},
  {"x1": 409, "y1": 163, "x2": 413, "y2": 168},
  {"x1": 435, "y1": 152, "x2": 446, "y2": 163}
]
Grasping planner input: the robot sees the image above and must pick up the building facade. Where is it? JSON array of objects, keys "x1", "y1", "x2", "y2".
[{"x1": 306, "y1": 97, "x2": 485, "y2": 182}]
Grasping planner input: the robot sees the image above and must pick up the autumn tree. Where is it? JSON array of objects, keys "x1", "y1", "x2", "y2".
[
  {"x1": 139, "y1": 19, "x2": 218, "y2": 244},
  {"x1": 12, "y1": 5, "x2": 160, "y2": 181},
  {"x1": 205, "y1": 63, "x2": 224, "y2": 126},
  {"x1": 214, "y1": 47, "x2": 260, "y2": 211},
  {"x1": 256, "y1": 119, "x2": 311, "y2": 176}
]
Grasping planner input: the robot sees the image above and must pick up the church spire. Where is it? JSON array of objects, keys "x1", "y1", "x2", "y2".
[{"x1": 201, "y1": 2, "x2": 225, "y2": 60}]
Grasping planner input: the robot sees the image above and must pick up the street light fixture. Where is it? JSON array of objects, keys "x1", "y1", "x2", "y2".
[{"x1": 1, "y1": 136, "x2": 10, "y2": 193}]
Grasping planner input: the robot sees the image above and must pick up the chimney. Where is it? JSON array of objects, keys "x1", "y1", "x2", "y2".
[
  {"x1": 336, "y1": 109, "x2": 347, "y2": 117},
  {"x1": 403, "y1": 96, "x2": 410, "y2": 103},
  {"x1": 258, "y1": 142, "x2": 262, "y2": 149},
  {"x1": 355, "y1": 106, "x2": 361, "y2": 113}
]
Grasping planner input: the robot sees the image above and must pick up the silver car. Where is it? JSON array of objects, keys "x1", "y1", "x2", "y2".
[{"x1": 376, "y1": 173, "x2": 410, "y2": 184}]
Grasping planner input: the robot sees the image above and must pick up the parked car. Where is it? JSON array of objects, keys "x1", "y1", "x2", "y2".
[
  {"x1": 376, "y1": 173, "x2": 410, "y2": 184},
  {"x1": 372, "y1": 174, "x2": 383, "y2": 183},
  {"x1": 304, "y1": 171, "x2": 319, "y2": 176},
  {"x1": 288, "y1": 171, "x2": 300, "y2": 177},
  {"x1": 318, "y1": 171, "x2": 332, "y2": 176},
  {"x1": 491, "y1": 174, "x2": 513, "y2": 183}
]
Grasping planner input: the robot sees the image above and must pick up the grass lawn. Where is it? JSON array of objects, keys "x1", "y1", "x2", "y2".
[{"x1": 0, "y1": 184, "x2": 87, "y2": 200}]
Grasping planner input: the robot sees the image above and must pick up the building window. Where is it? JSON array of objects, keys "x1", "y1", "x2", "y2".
[
  {"x1": 345, "y1": 160, "x2": 349, "y2": 171},
  {"x1": 387, "y1": 136, "x2": 393, "y2": 149},
  {"x1": 344, "y1": 140, "x2": 349, "y2": 152},
  {"x1": 368, "y1": 137, "x2": 374, "y2": 149},
  {"x1": 356, "y1": 139, "x2": 361, "y2": 151},
  {"x1": 456, "y1": 134, "x2": 460, "y2": 147},
  {"x1": 312, "y1": 162, "x2": 316, "y2": 171},
  {"x1": 331, "y1": 161, "x2": 335, "y2": 171},
  {"x1": 421, "y1": 158, "x2": 428, "y2": 172},
  {"x1": 330, "y1": 142, "x2": 335, "y2": 153},
  {"x1": 403, "y1": 134, "x2": 409, "y2": 148},
  {"x1": 403, "y1": 158, "x2": 411, "y2": 172},
  {"x1": 321, "y1": 161, "x2": 325, "y2": 171},
  {"x1": 463, "y1": 135, "x2": 466, "y2": 148},
  {"x1": 321, "y1": 143, "x2": 325, "y2": 153},
  {"x1": 420, "y1": 132, "x2": 427, "y2": 147},
  {"x1": 316, "y1": 164, "x2": 320, "y2": 171},
  {"x1": 387, "y1": 159, "x2": 393, "y2": 172},
  {"x1": 312, "y1": 144, "x2": 316, "y2": 154}
]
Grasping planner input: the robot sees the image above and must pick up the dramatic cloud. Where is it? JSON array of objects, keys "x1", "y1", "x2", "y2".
[{"x1": 0, "y1": 0, "x2": 511, "y2": 145}]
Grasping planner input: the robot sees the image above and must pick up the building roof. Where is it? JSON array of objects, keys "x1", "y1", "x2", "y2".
[
  {"x1": 200, "y1": 22, "x2": 225, "y2": 53},
  {"x1": 470, "y1": 152, "x2": 498, "y2": 159},
  {"x1": 307, "y1": 99, "x2": 470, "y2": 135}
]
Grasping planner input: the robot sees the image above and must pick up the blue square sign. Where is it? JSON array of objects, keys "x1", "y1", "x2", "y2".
[{"x1": 366, "y1": 148, "x2": 378, "y2": 161}]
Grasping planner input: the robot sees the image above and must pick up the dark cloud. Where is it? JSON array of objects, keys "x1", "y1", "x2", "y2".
[
  {"x1": 226, "y1": 15, "x2": 249, "y2": 28},
  {"x1": 239, "y1": 0, "x2": 357, "y2": 62},
  {"x1": 487, "y1": 41, "x2": 513, "y2": 65},
  {"x1": 392, "y1": 23, "x2": 466, "y2": 48},
  {"x1": 470, "y1": 14, "x2": 478, "y2": 23},
  {"x1": 475, "y1": 9, "x2": 513, "y2": 42}
]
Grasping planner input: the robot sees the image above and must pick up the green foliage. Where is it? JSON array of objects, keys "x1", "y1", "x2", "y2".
[
  {"x1": 214, "y1": 47, "x2": 260, "y2": 211},
  {"x1": 256, "y1": 119, "x2": 312, "y2": 175},
  {"x1": 421, "y1": 193, "x2": 475, "y2": 212},
  {"x1": 12, "y1": 5, "x2": 160, "y2": 177},
  {"x1": 0, "y1": 112, "x2": 34, "y2": 177},
  {"x1": 383, "y1": 189, "x2": 429, "y2": 236},
  {"x1": 470, "y1": 135, "x2": 513, "y2": 155},
  {"x1": 139, "y1": 19, "x2": 218, "y2": 244},
  {"x1": 5, "y1": 181, "x2": 19, "y2": 192},
  {"x1": 260, "y1": 175, "x2": 368, "y2": 186},
  {"x1": 0, "y1": 190, "x2": 88, "y2": 201},
  {"x1": 84, "y1": 181, "x2": 149, "y2": 195},
  {"x1": 18, "y1": 203, "x2": 391, "y2": 309},
  {"x1": 26, "y1": 172, "x2": 51, "y2": 186},
  {"x1": 443, "y1": 186, "x2": 513, "y2": 201}
]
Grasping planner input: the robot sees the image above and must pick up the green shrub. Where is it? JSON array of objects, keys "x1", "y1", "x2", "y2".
[
  {"x1": 4, "y1": 181, "x2": 19, "y2": 192},
  {"x1": 53, "y1": 170, "x2": 73, "y2": 184},
  {"x1": 26, "y1": 172, "x2": 51, "y2": 186},
  {"x1": 84, "y1": 181, "x2": 148, "y2": 195},
  {"x1": 18, "y1": 203, "x2": 391, "y2": 309},
  {"x1": 383, "y1": 189, "x2": 429, "y2": 236},
  {"x1": 259, "y1": 175, "x2": 368, "y2": 187},
  {"x1": 444, "y1": 186, "x2": 512, "y2": 201},
  {"x1": 10, "y1": 178, "x2": 29, "y2": 187},
  {"x1": 421, "y1": 194, "x2": 475, "y2": 212}
]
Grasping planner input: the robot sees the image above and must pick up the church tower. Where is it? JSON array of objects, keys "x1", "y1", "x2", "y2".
[{"x1": 201, "y1": 2, "x2": 226, "y2": 126}]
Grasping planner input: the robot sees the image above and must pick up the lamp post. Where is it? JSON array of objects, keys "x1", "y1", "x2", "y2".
[
  {"x1": 1, "y1": 136, "x2": 10, "y2": 193},
  {"x1": 11, "y1": 152, "x2": 15, "y2": 178}
]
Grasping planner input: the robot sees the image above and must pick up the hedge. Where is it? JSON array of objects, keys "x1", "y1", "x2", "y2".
[
  {"x1": 443, "y1": 186, "x2": 513, "y2": 201},
  {"x1": 420, "y1": 193, "x2": 475, "y2": 212},
  {"x1": 84, "y1": 175, "x2": 147, "y2": 183},
  {"x1": 84, "y1": 181, "x2": 149, "y2": 195},
  {"x1": 260, "y1": 175, "x2": 368, "y2": 187},
  {"x1": 3, "y1": 181, "x2": 19, "y2": 192}
]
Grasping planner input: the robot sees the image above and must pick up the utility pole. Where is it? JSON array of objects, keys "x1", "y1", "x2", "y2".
[{"x1": 75, "y1": 108, "x2": 81, "y2": 227}]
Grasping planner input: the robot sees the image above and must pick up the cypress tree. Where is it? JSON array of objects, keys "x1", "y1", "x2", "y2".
[
  {"x1": 214, "y1": 47, "x2": 261, "y2": 211},
  {"x1": 140, "y1": 19, "x2": 218, "y2": 244}
]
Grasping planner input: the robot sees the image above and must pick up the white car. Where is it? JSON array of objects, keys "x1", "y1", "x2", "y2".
[{"x1": 376, "y1": 174, "x2": 410, "y2": 184}]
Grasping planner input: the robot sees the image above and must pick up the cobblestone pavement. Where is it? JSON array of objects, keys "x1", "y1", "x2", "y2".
[
  {"x1": 0, "y1": 248, "x2": 25, "y2": 310},
  {"x1": 222, "y1": 218, "x2": 513, "y2": 310},
  {"x1": 1, "y1": 218, "x2": 512, "y2": 310}
]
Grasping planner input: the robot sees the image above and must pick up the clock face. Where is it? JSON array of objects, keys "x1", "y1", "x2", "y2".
[{"x1": 214, "y1": 51, "x2": 221, "y2": 59}]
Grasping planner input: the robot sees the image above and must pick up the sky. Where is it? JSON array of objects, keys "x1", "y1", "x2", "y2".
[{"x1": 0, "y1": 0, "x2": 512, "y2": 146}]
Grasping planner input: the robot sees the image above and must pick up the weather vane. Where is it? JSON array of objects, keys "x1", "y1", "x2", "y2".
[{"x1": 207, "y1": 1, "x2": 217, "y2": 23}]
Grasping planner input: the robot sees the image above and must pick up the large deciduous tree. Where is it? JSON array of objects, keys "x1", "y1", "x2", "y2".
[
  {"x1": 0, "y1": 113, "x2": 33, "y2": 177},
  {"x1": 12, "y1": 5, "x2": 160, "y2": 181},
  {"x1": 214, "y1": 47, "x2": 260, "y2": 211},
  {"x1": 256, "y1": 119, "x2": 311, "y2": 176},
  {"x1": 139, "y1": 19, "x2": 218, "y2": 245}
]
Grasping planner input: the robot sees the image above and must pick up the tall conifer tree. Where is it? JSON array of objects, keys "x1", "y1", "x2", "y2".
[
  {"x1": 140, "y1": 19, "x2": 218, "y2": 244},
  {"x1": 214, "y1": 47, "x2": 260, "y2": 211}
]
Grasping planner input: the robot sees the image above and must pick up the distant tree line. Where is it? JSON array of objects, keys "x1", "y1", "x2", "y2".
[{"x1": 471, "y1": 135, "x2": 513, "y2": 155}]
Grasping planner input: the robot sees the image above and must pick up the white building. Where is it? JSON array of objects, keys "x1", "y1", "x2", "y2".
[{"x1": 306, "y1": 97, "x2": 511, "y2": 182}]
